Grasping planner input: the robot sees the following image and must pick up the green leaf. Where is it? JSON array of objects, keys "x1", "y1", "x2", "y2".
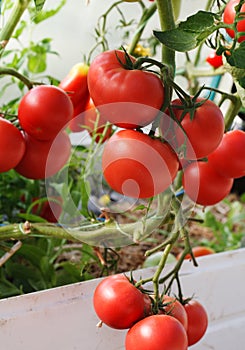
[
  {"x1": 227, "y1": 42, "x2": 245, "y2": 69},
  {"x1": 154, "y1": 11, "x2": 218, "y2": 52},
  {"x1": 34, "y1": 0, "x2": 46, "y2": 12},
  {"x1": 31, "y1": 0, "x2": 66, "y2": 24}
]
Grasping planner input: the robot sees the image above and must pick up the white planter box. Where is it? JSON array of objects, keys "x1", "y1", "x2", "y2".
[{"x1": 0, "y1": 248, "x2": 244, "y2": 350}]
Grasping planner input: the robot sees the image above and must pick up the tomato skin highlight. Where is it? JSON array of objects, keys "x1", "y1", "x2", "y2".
[
  {"x1": 223, "y1": 0, "x2": 245, "y2": 42},
  {"x1": 102, "y1": 129, "x2": 179, "y2": 199},
  {"x1": 87, "y1": 49, "x2": 165, "y2": 129},
  {"x1": 15, "y1": 131, "x2": 71, "y2": 179},
  {"x1": 184, "y1": 300, "x2": 208, "y2": 346},
  {"x1": 182, "y1": 161, "x2": 234, "y2": 206},
  {"x1": 170, "y1": 98, "x2": 224, "y2": 160},
  {"x1": 93, "y1": 274, "x2": 147, "y2": 329},
  {"x1": 208, "y1": 130, "x2": 245, "y2": 179},
  {"x1": 18, "y1": 85, "x2": 74, "y2": 141},
  {"x1": 125, "y1": 314, "x2": 188, "y2": 350},
  {"x1": 0, "y1": 117, "x2": 26, "y2": 173}
]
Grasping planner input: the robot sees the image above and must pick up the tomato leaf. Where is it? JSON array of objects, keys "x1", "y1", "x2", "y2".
[
  {"x1": 32, "y1": 0, "x2": 66, "y2": 24},
  {"x1": 226, "y1": 42, "x2": 245, "y2": 69},
  {"x1": 33, "y1": 0, "x2": 46, "y2": 12},
  {"x1": 154, "y1": 11, "x2": 218, "y2": 52}
]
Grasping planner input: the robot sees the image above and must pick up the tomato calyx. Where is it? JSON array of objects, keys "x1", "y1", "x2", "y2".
[
  {"x1": 170, "y1": 88, "x2": 209, "y2": 122},
  {"x1": 116, "y1": 46, "x2": 167, "y2": 75}
]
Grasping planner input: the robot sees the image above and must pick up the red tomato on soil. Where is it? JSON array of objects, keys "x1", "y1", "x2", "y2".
[
  {"x1": 182, "y1": 161, "x2": 234, "y2": 206},
  {"x1": 102, "y1": 129, "x2": 179, "y2": 198},
  {"x1": 15, "y1": 131, "x2": 71, "y2": 179},
  {"x1": 93, "y1": 274, "x2": 148, "y2": 329},
  {"x1": 0, "y1": 117, "x2": 26, "y2": 173},
  {"x1": 87, "y1": 49, "x2": 165, "y2": 129},
  {"x1": 223, "y1": 0, "x2": 245, "y2": 42},
  {"x1": 208, "y1": 129, "x2": 245, "y2": 179},
  {"x1": 184, "y1": 300, "x2": 208, "y2": 346},
  {"x1": 125, "y1": 314, "x2": 188, "y2": 350},
  {"x1": 18, "y1": 85, "x2": 73, "y2": 141},
  {"x1": 170, "y1": 98, "x2": 224, "y2": 160}
]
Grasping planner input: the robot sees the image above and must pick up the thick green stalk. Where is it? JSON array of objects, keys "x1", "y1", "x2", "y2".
[
  {"x1": 0, "y1": 0, "x2": 31, "y2": 52},
  {"x1": 156, "y1": 0, "x2": 176, "y2": 77}
]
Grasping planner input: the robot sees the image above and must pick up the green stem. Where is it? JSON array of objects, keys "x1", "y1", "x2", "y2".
[
  {"x1": 224, "y1": 94, "x2": 242, "y2": 131},
  {"x1": 0, "y1": 209, "x2": 166, "y2": 247},
  {"x1": 0, "y1": 0, "x2": 31, "y2": 52},
  {"x1": 156, "y1": 0, "x2": 176, "y2": 77},
  {"x1": 0, "y1": 67, "x2": 36, "y2": 89},
  {"x1": 127, "y1": 3, "x2": 157, "y2": 55}
]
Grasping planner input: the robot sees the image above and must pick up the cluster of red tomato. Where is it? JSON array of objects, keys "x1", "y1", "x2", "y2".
[
  {"x1": 93, "y1": 274, "x2": 208, "y2": 350},
  {"x1": 81, "y1": 48, "x2": 245, "y2": 205},
  {"x1": 0, "y1": 85, "x2": 73, "y2": 179}
]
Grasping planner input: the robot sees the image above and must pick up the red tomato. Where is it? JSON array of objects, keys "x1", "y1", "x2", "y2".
[
  {"x1": 18, "y1": 85, "x2": 73, "y2": 141},
  {"x1": 206, "y1": 51, "x2": 223, "y2": 68},
  {"x1": 31, "y1": 196, "x2": 63, "y2": 223},
  {"x1": 15, "y1": 131, "x2": 71, "y2": 179},
  {"x1": 93, "y1": 274, "x2": 148, "y2": 329},
  {"x1": 182, "y1": 161, "x2": 234, "y2": 206},
  {"x1": 208, "y1": 130, "x2": 245, "y2": 179},
  {"x1": 223, "y1": 0, "x2": 245, "y2": 42},
  {"x1": 171, "y1": 98, "x2": 225, "y2": 160},
  {"x1": 71, "y1": 98, "x2": 112, "y2": 142},
  {"x1": 0, "y1": 117, "x2": 26, "y2": 173},
  {"x1": 184, "y1": 300, "x2": 208, "y2": 346},
  {"x1": 125, "y1": 314, "x2": 188, "y2": 350},
  {"x1": 177, "y1": 246, "x2": 215, "y2": 260},
  {"x1": 102, "y1": 129, "x2": 179, "y2": 198},
  {"x1": 68, "y1": 101, "x2": 87, "y2": 132},
  {"x1": 87, "y1": 49, "x2": 165, "y2": 129},
  {"x1": 59, "y1": 62, "x2": 89, "y2": 110},
  {"x1": 160, "y1": 295, "x2": 188, "y2": 331}
]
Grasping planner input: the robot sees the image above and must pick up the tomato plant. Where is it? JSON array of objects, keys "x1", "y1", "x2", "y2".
[
  {"x1": 184, "y1": 299, "x2": 208, "y2": 346},
  {"x1": 18, "y1": 85, "x2": 74, "y2": 141},
  {"x1": 125, "y1": 314, "x2": 188, "y2": 350},
  {"x1": 223, "y1": 0, "x2": 245, "y2": 43},
  {"x1": 0, "y1": 117, "x2": 26, "y2": 173},
  {"x1": 102, "y1": 129, "x2": 179, "y2": 198},
  {"x1": 93, "y1": 274, "x2": 148, "y2": 329},
  {"x1": 0, "y1": 2, "x2": 245, "y2": 348},
  {"x1": 87, "y1": 49, "x2": 165, "y2": 129},
  {"x1": 15, "y1": 131, "x2": 71, "y2": 179}
]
